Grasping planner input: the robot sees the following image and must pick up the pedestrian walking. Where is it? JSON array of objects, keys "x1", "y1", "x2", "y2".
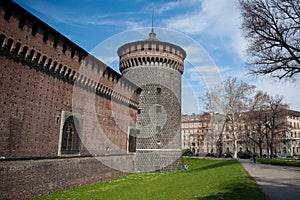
[{"x1": 253, "y1": 154, "x2": 257, "y2": 163}]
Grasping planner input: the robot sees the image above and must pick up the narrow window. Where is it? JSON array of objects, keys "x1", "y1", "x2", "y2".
[
  {"x1": 156, "y1": 126, "x2": 161, "y2": 132},
  {"x1": 156, "y1": 87, "x2": 161, "y2": 95},
  {"x1": 128, "y1": 128, "x2": 138, "y2": 153}
]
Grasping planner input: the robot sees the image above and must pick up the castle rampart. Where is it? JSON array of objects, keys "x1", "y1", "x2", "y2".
[
  {"x1": 0, "y1": 0, "x2": 141, "y2": 159},
  {"x1": 0, "y1": 0, "x2": 140, "y2": 108},
  {"x1": 0, "y1": 1, "x2": 141, "y2": 198},
  {"x1": 118, "y1": 31, "x2": 186, "y2": 172},
  {"x1": 118, "y1": 40, "x2": 185, "y2": 74}
]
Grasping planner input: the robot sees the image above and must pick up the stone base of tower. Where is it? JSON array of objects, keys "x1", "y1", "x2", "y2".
[{"x1": 134, "y1": 150, "x2": 184, "y2": 173}]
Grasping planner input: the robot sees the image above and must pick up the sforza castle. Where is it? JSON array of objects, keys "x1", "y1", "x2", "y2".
[{"x1": 0, "y1": 0, "x2": 186, "y2": 198}]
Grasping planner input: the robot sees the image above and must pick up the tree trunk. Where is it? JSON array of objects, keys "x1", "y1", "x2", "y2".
[
  {"x1": 233, "y1": 139, "x2": 238, "y2": 159},
  {"x1": 270, "y1": 141, "x2": 274, "y2": 159},
  {"x1": 259, "y1": 145, "x2": 263, "y2": 158}
]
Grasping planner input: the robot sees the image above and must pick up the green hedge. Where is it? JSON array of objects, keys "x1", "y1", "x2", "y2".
[
  {"x1": 257, "y1": 158, "x2": 300, "y2": 167},
  {"x1": 182, "y1": 148, "x2": 193, "y2": 156},
  {"x1": 237, "y1": 150, "x2": 253, "y2": 159}
]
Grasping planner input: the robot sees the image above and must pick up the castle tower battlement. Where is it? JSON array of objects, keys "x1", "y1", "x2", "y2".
[
  {"x1": 0, "y1": 0, "x2": 140, "y2": 109},
  {"x1": 118, "y1": 30, "x2": 186, "y2": 172},
  {"x1": 0, "y1": 0, "x2": 142, "y2": 160},
  {"x1": 118, "y1": 33, "x2": 186, "y2": 74}
]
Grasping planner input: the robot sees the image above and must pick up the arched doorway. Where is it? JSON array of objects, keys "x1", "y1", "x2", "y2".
[{"x1": 61, "y1": 116, "x2": 80, "y2": 154}]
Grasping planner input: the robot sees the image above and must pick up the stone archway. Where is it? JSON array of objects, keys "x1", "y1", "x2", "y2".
[{"x1": 61, "y1": 116, "x2": 80, "y2": 154}]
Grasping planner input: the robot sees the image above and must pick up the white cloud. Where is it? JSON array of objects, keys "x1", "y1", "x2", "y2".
[
  {"x1": 156, "y1": 0, "x2": 200, "y2": 14},
  {"x1": 182, "y1": 76, "x2": 203, "y2": 114},
  {"x1": 161, "y1": 0, "x2": 246, "y2": 60},
  {"x1": 163, "y1": 14, "x2": 207, "y2": 35},
  {"x1": 254, "y1": 79, "x2": 300, "y2": 111},
  {"x1": 125, "y1": 21, "x2": 146, "y2": 30}
]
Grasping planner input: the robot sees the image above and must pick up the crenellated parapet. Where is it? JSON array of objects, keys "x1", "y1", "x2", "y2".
[
  {"x1": 0, "y1": 0, "x2": 141, "y2": 109},
  {"x1": 118, "y1": 30, "x2": 186, "y2": 172},
  {"x1": 117, "y1": 38, "x2": 186, "y2": 74}
]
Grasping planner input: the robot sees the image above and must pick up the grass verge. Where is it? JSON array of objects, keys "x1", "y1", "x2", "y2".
[
  {"x1": 257, "y1": 158, "x2": 300, "y2": 167},
  {"x1": 31, "y1": 158, "x2": 265, "y2": 200}
]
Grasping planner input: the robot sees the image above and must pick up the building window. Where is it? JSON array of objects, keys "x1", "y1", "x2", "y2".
[
  {"x1": 138, "y1": 109, "x2": 141, "y2": 114},
  {"x1": 157, "y1": 140, "x2": 161, "y2": 146},
  {"x1": 156, "y1": 126, "x2": 161, "y2": 133},
  {"x1": 61, "y1": 116, "x2": 80, "y2": 154},
  {"x1": 156, "y1": 87, "x2": 161, "y2": 95},
  {"x1": 128, "y1": 128, "x2": 138, "y2": 153}
]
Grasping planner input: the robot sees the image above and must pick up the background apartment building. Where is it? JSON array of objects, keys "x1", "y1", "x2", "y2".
[
  {"x1": 181, "y1": 113, "x2": 210, "y2": 155},
  {"x1": 181, "y1": 110, "x2": 300, "y2": 157}
]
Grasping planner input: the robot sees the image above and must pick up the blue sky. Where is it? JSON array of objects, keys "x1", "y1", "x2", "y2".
[{"x1": 14, "y1": 0, "x2": 300, "y2": 114}]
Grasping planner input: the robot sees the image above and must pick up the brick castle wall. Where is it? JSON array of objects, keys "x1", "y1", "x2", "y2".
[
  {"x1": 0, "y1": 1, "x2": 140, "y2": 199},
  {"x1": 118, "y1": 31, "x2": 186, "y2": 172},
  {"x1": 0, "y1": 57, "x2": 138, "y2": 157},
  {"x1": 0, "y1": 156, "x2": 134, "y2": 199},
  {"x1": 0, "y1": 0, "x2": 139, "y2": 158}
]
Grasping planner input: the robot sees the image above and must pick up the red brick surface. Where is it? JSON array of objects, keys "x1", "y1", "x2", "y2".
[
  {"x1": 0, "y1": 1, "x2": 139, "y2": 198},
  {"x1": 0, "y1": 0, "x2": 139, "y2": 159},
  {"x1": 0, "y1": 156, "x2": 131, "y2": 199}
]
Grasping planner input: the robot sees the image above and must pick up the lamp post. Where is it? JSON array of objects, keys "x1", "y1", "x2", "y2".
[
  {"x1": 263, "y1": 119, "x2": 270, "y2": 158},
  {"x1": 252, "y1": 128, "x2": 256, "y2": 153}
]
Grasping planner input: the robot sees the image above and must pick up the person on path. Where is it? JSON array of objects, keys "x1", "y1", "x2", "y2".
[{"x1": 253, "y1": 154, "x2": 257, "y2": 163}]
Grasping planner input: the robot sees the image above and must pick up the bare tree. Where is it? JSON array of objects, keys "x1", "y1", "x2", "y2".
[
  {"x1": 239, "y1": 0, "x2": 300, "y2": 79},
  {"x1": 246, "y1": 92, "x2": 289, "y2": 158},
  {"x1": 246, "y1": 91, "x2": 270, "y2": 157},
  {"x1": 204, "y1": 77, "x2": 256, "y2": 158},
  {"x1": 265, "y1": 95, "x2": 289, "y2": 158},
  {"x1": 209, "y1": 113, "x2": 226, "y2": 157}
]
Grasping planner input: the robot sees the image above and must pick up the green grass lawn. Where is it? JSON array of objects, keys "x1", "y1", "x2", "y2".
[
  {"x1": 257, "y1": 157, "x2": 300, "y2": 167},
  {"x1": 32, "y1": 158, "x2": 265, "y2": 200}
]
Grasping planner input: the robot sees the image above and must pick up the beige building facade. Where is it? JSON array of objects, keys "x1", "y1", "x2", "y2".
[
  {"x1": 181, "y1": 113, "x2": 210, "y2": 155},
  {"x1": 181, "y1": 110, "x2": 300, "y2": 157}
]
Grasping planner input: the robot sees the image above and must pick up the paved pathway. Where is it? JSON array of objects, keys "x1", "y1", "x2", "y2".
[{"x1": 239, "y1": 159, "x2": 300, "y2": 200}]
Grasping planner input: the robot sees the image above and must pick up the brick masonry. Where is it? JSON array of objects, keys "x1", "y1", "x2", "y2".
[
  {"x1": 0, "y1": 0, "x2": 140, "y2": 159},
  {"x1": 0, "y1": 0, "x2": 187, "y2": 198},
  {"x1": 118, "y1": 31, "x2": 186, "y2": 172},
  {"x1": 0, "y1": 156, "x2": 133, "y2": 199},
  {"x1": 0, "y1": 1, "x2": 140, "y2": 198}
]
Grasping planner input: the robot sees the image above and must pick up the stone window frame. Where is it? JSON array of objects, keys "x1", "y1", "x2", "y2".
[
  {"x1": 156, "y1": 87, "x2": 161, "y2": 95},
  {"x1": 61, "y1": 116, "x2": 80, "y2": 154},
  {"x1": 127, "y1": 127, "x2": 138, "y2": 153},
  {"x1": 58, "y1": 111, "x2": 83, "y2": 156}
]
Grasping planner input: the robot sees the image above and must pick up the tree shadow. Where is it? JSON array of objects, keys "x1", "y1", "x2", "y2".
[
  {"x1": 187, "y1": 159, "x2": 238, "y2": 173},
  {"x1": 193, "y1": 182, "x2": 267, "y2": 200}
]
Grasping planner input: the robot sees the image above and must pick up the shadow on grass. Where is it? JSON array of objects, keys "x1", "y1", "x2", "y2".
[
  {"x1": 188, "y1": 159, "x2": 238, "y2": 173},
  {"x1": 194, "y1": 181, "x2": 266, "y2": 200}
]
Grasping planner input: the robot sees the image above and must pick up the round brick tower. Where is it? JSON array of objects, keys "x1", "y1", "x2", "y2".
[{"x1": 118, "y1": 29, "x2": 186, "y2": 172}]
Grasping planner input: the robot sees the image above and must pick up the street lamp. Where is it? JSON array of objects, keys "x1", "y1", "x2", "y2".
[
  {"x1": 252, "y1": 127, "x2": 256, "y2": 153},
  {"x1": 263, "y1": 119, "x2": 270, "y2": 158}
]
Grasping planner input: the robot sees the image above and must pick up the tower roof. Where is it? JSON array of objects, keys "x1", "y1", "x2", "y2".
[
  {"x1": 117, "y1": 31, "x2": 186, "y2": 59},
  {"x1": 117, "y1": 28, "x2": 186, "y2": 74},
  {"x1": 148, "y1": 29, "x2": 157, "y2": 41},
  {"x1": 148, "y1": 9, "x2": 157, "y2": 41}
]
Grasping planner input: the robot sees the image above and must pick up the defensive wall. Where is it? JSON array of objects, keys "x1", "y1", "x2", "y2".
[{"x1": 0, "y1": 0, "x2": 140, "y2": 199}]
